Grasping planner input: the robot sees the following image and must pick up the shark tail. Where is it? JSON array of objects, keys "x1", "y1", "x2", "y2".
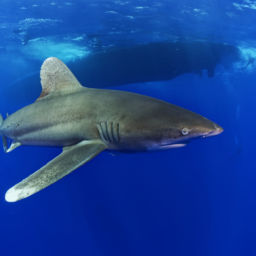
[{"x1": 0, "y1": 114, "x2": 8, "y2": 152}]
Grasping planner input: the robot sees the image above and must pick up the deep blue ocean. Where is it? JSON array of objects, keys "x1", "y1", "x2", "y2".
[{"x1": 0, "y1": 0, "x2": 256, "y2": 255}]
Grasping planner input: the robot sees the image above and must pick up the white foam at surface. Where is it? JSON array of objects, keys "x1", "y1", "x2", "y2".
[
  {"x1": 21, "y1": 37, "x2": 91, "y2": 62},
  {"x1": 233, "y1": 1, "x2": 256, "y2": 10},
  {"x1": 234, "y1": 45, "x2": 256, "y2": 71},
  {"x1": 18, "y1": 18, "x2": 62, "y2": 30}
]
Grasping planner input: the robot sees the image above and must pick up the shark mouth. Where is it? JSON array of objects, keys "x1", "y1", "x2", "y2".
[
  {"x1": 202, "y1": 125, "x2": 224, "y2": 138},
  {"x1": 159, "y1": 143, "x2": 187, "y2": 150}
]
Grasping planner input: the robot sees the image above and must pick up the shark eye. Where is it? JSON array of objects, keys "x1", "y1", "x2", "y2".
[{"x1": 181, "y1": 128, "x2": 190, "y2": 136}]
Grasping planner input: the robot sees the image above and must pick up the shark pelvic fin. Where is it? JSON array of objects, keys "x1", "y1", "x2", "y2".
[
  {"x1": 5, "y1": 140, "x2": 106, "y2": 202},
  {"x1": 38, "y1": 57, "x2": 83, "y2": 101},
  {"x1": 6, "y1": 141, "x2": 22, "y2": 153}
]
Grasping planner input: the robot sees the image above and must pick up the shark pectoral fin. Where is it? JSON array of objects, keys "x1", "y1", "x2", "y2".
[{"x1": 5, "y1": 140, "x2": 106, "y2": 202}]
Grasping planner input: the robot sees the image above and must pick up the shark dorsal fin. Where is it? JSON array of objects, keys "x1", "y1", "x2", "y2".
[{"x1": 38, "y1": 57, "x2": 83, "y2": 100}]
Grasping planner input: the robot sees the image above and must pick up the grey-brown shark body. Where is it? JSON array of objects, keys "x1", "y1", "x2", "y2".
[{"x1": 0, "y1": 57, "x2": 223, "y2": 202}]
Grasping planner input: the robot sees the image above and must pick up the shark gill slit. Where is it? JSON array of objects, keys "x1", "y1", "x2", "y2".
[
  {"x1": 114, "y1": 122, "x2": 120, "y2": 143},
  {"x1": 103, "y1": 122, "x2": 111, "y2": 142},
  {"x1": 109, "y1": 122, "x2": 120, "y2": 144},
  {"x1": 110, "y1": 122, "x2": 115, "y2": 143},
  {"x1": 97, "y1": 123, "x2": 107, "y2": 143},
  {"x1": 98, "y1": 122, "x2": 110, "y2": 143},
  {"x1": 97, "y1": 121, "x2": 120, "y2": 144}
]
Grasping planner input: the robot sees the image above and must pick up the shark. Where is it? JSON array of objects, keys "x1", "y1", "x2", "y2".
[{"x1": 0, "y1": 57, "x2": 223, "y2": 202}]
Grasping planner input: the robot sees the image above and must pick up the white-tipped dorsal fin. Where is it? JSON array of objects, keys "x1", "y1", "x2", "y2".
[{"x1": 38, "y1": 57, "x2": 83, "y2": 100}]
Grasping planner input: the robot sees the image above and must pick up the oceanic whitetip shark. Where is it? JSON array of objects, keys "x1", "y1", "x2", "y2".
[{"x1": 0, "y1": 57, "x2": 223, "y2": 202}]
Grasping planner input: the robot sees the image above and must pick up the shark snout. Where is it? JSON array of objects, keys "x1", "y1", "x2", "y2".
[
  {"x1": 214, "y1": 123, "x2": 223, "y2": 134},
  {"x1": 204, "y1": 123, "x2": 223, "y2": 137}
]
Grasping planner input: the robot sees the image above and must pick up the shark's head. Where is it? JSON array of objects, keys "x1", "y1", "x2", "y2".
[
  {"x1": 155, "y1": 108, "x2": 223, "y2": 148},
  {"x1": 144, "y1": 104, "x2": 223, "y2": 150}
]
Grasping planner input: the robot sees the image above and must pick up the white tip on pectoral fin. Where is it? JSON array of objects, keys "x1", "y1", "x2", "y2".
[
  {"x1": 5, "y1": 140, "x2": 106, "y2": 202},
  {"x1": 5, "y1": 186, "x2": 37, "y2": 203}
]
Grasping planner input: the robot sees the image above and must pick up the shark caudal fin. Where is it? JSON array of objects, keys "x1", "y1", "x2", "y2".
[{"x1": 0, "y1": 114, "x2": 8, "y2": 152}]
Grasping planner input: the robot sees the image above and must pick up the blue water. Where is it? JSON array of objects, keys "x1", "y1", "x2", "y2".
[{"x1": 0, "y1": 1, "x2": 256, "y2": 255}]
